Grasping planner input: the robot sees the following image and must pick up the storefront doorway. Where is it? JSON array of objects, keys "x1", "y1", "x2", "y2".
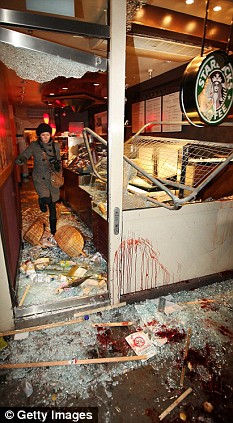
[
  {"x1": 0, "y1": 1, "x2": 126, "y2": 329},
  {"x1": 15, "y1": 176, "x2": 109, "y2": 321}
]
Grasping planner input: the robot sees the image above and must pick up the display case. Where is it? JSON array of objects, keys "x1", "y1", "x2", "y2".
[
  {"x1": 123, "y1": 126, "x2": 233, "y2": 210},
  {"x1": 80, "y1": 124, "x2": 233, "y2": 306},
  {"x1": 61, "y1": 135, "x2": 107, "y2": 245}
]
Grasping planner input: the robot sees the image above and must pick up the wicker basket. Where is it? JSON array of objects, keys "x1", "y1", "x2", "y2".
[
  {"x1": 23, "y1": 218, "x2": 44, "y2": 245},
  {"x1": 54, "y1": 225, "x2": 84, "y2": 257}
]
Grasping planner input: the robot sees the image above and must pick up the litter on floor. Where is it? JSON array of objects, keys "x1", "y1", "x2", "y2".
[
  {"x1": 0, "y1": 279, "x2": 232, "y2": 423},
  {"x1": 0, "y1": 180, "x2": 232, "y2": 422}
]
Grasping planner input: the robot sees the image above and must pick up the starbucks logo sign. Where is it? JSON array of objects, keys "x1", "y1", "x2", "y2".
[{"x1": 180, "y1": 51, "x2": 233, "y2": 126}]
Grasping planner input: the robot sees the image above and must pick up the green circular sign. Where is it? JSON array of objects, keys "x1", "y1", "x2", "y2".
[{"x1": 180, "y1": 51, "x2": 233, "y2": 126}]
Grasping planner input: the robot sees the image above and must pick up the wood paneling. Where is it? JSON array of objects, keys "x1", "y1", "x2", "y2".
[{"x1": 63, "y1": 168, "x2": 92, "y2": 228}]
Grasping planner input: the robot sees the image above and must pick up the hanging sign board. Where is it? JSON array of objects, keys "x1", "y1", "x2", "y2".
[
  {"x1": 180, "y1": 50, "x2": 233, "y2": 127},
  {"x1": 162, "y1": 92, "x2": 182, "y2": 132}
]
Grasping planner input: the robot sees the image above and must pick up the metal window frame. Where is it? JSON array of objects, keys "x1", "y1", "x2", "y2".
[
  {"x1": 0, "y1": 8, "x2": 110, "y2": 39},
  {"x1": 0, "y1": 7, "x2": 109, "y2": 69}
]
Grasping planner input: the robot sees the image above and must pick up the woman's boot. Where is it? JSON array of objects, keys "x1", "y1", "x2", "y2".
[
  {"x1": 38, "y1": 197, "x2": 47, "y2": 212},
  {"x1": 48, "y1": 202, "x2": 57, "y2": 235},
  {"x1": 49, "y1": 217, "x2": 57, "y2": 235}
]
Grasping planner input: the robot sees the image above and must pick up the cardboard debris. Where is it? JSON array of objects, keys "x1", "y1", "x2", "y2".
[
  {"x1": 125, "y1": 331, "x2": 156, "y2": 360},
  {"x1": 34, "y1": 257, "x2": 50, "y2": 270},
  {"x1": 68, "y1": 265, "x2": 87, "y2": 278}
]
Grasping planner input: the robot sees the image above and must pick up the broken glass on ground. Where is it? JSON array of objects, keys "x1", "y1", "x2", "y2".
[{"x1": 16, "y1": 185, "x2": 107, "y2": 307}]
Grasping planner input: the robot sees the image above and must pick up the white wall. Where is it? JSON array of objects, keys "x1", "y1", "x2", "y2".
[{"x1": 112, "y1": 200, "x2": 233, "y2": 296}]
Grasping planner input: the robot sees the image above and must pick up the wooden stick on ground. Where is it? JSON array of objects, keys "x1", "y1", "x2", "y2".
[
  {"x1": 18, "y1": 285, "x2": 31, "y2": 307},
  {"x1": 159, "y1": 387, "x2": 193, "y2": 421},
  {"x1": 92, "y1": 321, "x2": 133, "y2": 327},
  {"x1": 180, "y1": 327, "x2": 192, "y2": 387},
  {"x1": 0, "y1": 317, "x2": 84, "y2": 337},
  {"x1": 0, "y1": 355, "x2": 147, "y2": 370},
  {"x1": 179, "y1": 299, "x2": 216, "y2": 305}
]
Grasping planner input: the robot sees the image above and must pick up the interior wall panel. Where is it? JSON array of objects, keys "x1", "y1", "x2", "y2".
[{"x1": 118, "y1": 200, "x2": 233, "y2": 295}]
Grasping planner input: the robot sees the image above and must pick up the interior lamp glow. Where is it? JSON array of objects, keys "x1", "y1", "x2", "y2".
[
  {"x1": 43, "y1": 113, "x2": 50, "y2": 124},
  {"x1": 50, "y1": 123, "x2": 56, "y2": 136}
]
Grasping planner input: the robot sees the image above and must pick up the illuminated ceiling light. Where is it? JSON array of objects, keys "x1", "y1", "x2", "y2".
[
  {"x1": 213, "y1": 5, "x2": 222, "y2": 11},
  {"x1": 209, "y1": 27, "x2": 217, "y2": 36},
  {"x1": 62, "y1": 87, "x2": 68, "y2": 90},
  {"x1": 163, "y1": 15, "x2": 172, "y2": 26},
  {"x1": 186, "y1": 21, "x2": 197, "y2": 32},
  {"x1": 49, "y1": 92, "x2": 55, "y2": 95},
  {"x1": 94, "y1": 83, "x2": 100, "y2": 86},
  {"x1": 186, "y1": 0, "x2": 194, "y2": 4}
]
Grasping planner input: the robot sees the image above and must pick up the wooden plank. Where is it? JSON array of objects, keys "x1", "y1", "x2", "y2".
[
  {"x1": 92, "y1": 321, "x2": 133, "y2": 327},
  {"x1": 180, "y1": 328, "x2": 192, "y2": 387},
  {"x1": 18, "y1": 285, "x2": 31, "y2": 307},
  {"x1": 0, "y1": 317, "x2": 83, "y2": 337},
  {"x1": 159, "y1": 387, "x2": 193, "y2": 421},
  {"x1": 179, "y1": 299, "x2": 216, "y2": 305},
  {"x1": 0, "y1": 355, "x2": 148, "y2": 370}
]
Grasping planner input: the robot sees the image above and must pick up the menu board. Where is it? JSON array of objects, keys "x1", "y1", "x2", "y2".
[
  {"x1": 145, "y1": 97, "x2": 162, "y2": 132},
  {"x1": 162, "y1": 92, "x2": 182, "y2": 132},
  {"x1": 132, "y1": 101, "x2": 145, "y2": 133}
]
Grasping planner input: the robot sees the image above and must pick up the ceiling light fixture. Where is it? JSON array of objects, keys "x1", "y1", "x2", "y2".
[
  {"x1": 213, "y1": 5, "x2": 222, "y2": 11},
  {"x1": 186, "y1": 0, "x2": 194, "y2": 4}
]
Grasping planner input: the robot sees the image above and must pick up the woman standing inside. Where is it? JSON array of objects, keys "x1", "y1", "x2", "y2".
[{"x1": 15, "y1": 123, "x2": 61, "y2": 236}]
